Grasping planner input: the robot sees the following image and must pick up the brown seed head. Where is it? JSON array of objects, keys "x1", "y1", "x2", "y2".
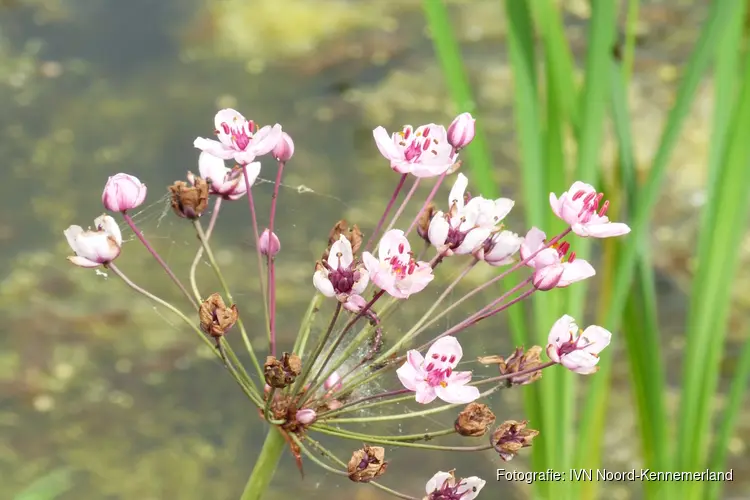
[
  {"x1": 490, "y1": 419, "x2": 539, "y2": 462},
  {"x1": 324, "y1": 220, "x2": 363, "y2": 260},
  {"x1": 263, "y1": 352, "x2": 302, "y2": 389},
  {"x1": 347, "y1": 445, "x2": 387, "y2": 482},
  {"x1": 455, "y1": 402, "x2": 496, "y2": 437},
  {"x1": 169, "y1": 173, "x2": 208, "y2": 219},
  {"x1": 416, "y1": 203, "x2": 438, "y2": 244},
  {"x1": 479, "y1": 345, "x2": 544, "y2": 386},
  {"x1": 199, "y1": 293, "x2": 238, "y2": 338}
]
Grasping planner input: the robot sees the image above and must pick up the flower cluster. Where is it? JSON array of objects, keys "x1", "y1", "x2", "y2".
[{"x1": 63, "y1": 109, "x2": 630, "y2": 499}]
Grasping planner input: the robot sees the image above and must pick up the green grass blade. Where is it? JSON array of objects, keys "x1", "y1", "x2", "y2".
[
  {"x1": 421, "y1": 0, "x2": 495, "y2": 191},
  {"x1": 13, "y1": 469, "x2": 74, "y2": 500},
  {"x1": 574, "y1": 2, "x2": 739, "y2": 495}
]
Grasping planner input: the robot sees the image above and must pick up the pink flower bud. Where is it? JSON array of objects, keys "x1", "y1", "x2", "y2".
[
  {"x1": 296, "y1": 408, "x2": 317, "y2": 425},
  {"x1": 447, "y1": 112, "x2": 476, "y2": 150},
  {"x1": 272, "y1": 132, "x2": 294, "y2": 162},
  {"x1": 259, "y1": 229, "x2": 280, "y2": 256},
  {"x1": 324, "y1": 372, "x2": 342, "y2": 392},
  {"x1": 327, "y1": 399, "x2": 343, "y2": 411},
  {"x1": 532, "y1": 265, "x2": 564, "y2": 291},
  {"x1": 102, "y1": 173, "x2": 147, "y2": 212}
]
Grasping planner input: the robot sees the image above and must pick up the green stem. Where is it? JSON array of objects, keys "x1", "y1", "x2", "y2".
[{"x1": 240, "y1": 427, "x2": 286, "y2": 500}]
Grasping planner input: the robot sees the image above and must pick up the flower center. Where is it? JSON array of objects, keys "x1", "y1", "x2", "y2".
[
  {"x1": 429, "y1": 481, "x2": 476, "y2": 500},
  {"x1": 387, "y1": 254, "x2": 416, "y2": 278},
  {"x1": 219, "y1": 119, "x2": 257, "y2": 151},
  {"x1": 571, "y1": 189, "x2": 610, "y2": 222},
  {"x1": 397, "y1": 126, "x2": 440, "y2": 162}
]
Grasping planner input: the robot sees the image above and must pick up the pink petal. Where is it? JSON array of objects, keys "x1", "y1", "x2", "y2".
[
  {"x1": 415, "y1": 383, "x2": 438, "y2": 404},
  {"x1": 194, "y1": 137, "x2": 235, "y2": 159},
  {"x1": 409, "y1": 161, "x2": 453, "y2": 178},
  {"x1": 561, "y1": 350, "x2": 600, "y2": 374},
  {"x1": 578, "y1": 222, "x2": 632, "y2": 238},
  {"x1": 446, "y1": 370, "x2": 472, "y2": 386},
  {"x1": 579, "y1": 325, "x2": 611, "y2": 355},
  {"x1": 377, "y1": 229, "x2": 409, "y2": 261},
  {"x1": 547, "y1": 314, "x2": 577, "y2": 347},
  {"x1": 426, "y1": 472, "x2": 453, "y2": 494},
  {"x1": 251, "y1": 124, "x2": 283, "y2": 156},
  {"x1": 427, "y1": 215, "x2": 450, "y2": 248},
  {"x1": 425, "y1": 336, "x2": 463, "y2": 370},
  {"x1": 397, "y1": 354, "x2": 422, "y2": 392},
  {"x1": 549, "y1": 192, "x2": 563, "y2": 218},
  {"x1": 67, "y1": 255, "x2": 101, "y2": 268},
  {"x1": 520, "y1": 227, "x2": 547, "y2": 263},
  {"x1": 457, "y1": 477, "x2": 486, "y2": 500},
  {"x1": 435, "y1": 383, "x2": 480, "y2": 404},
  {"x1": 373, "y1": 126, "x2": 400, "y2": 161},
  {"x1": 558, "y1": 259, "x2": 596, "y2": 286},
  {"x1": 313, "y1": 271, "x2": 335, "y2": 297}
]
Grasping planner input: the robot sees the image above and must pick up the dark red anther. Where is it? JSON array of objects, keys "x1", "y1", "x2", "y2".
[
  {"x1": 422, "y1": 127, "x2": 430, "y2": 138},
  {"x1": 582, "y1": 191, "x2": 597, "y2": 206},
  {"x1": 398, "y1": 243, "x2": 405, "y2": 254},
  {"x1": 422, "y1": 139, "x2": 430, "y2": 151},
  {"x1": 403, "y1": 127, "x2": 411, "y2": 140},
  {"x1": 572, "y1": 189, "x2": 586, "y2": 201},
  {"x1": 432, "y1": 353, "x2": 440, "y2": 359},
  {"x1": 448, "y1": 354, "x2": 456, "y2": 363},
  {"x1": 221, "y1": 123, "x2": 231, "y2": 134},
  {"x1": 445, "y1": 368, "x2": 452, "y2": 377},
  {"x1": 440, "y1": 355, "x2": 447, "y2": 362},
  {"x1": 599, "y1": 200, "x2": 610, "y2": 217},
  {"x1": 568, "y1": 252, "x2": 576, "y2": 263},
  {"x1": 425, "y1": 362, "x2": 434, "y2": 371},
  {"x1": 407, "y1": 261, "x2": 416, "y2": 274}
]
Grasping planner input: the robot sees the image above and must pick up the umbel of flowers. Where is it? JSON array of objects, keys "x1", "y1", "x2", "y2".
[{"x1": 63, "y1": 109, "x2": 628, "y2": 499}]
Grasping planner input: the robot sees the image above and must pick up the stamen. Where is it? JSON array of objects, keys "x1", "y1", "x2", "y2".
[
  {"x1": 572, "y1": 189, "x2": 586, "y2": 201},
  {"x1": 598, "y1": 200, "x2": 610, "y2": 217}
]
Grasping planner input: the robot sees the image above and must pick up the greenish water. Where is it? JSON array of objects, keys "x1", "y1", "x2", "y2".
[{"x1": 4, "y1": 1, "x2": 747, "y2": 500}]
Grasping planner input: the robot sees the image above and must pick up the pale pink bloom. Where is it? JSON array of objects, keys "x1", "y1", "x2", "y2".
[
  {"x1": 198, "y1": 152, "x2": 257, "y2": 200},
  {"x1": 373, "y1": 123, "x2": 456, "y2": 177},
  {"x1": 396, "y1": 336, "x2": 480, "y2": 405},
  {"x1": 520, "y1": 227, "x2": 595, "y2": 290},
  {"x1": 550, "y1": 181, "x2": 631, "y2": 238},
  {"x1": 324, "y1": 372, "x2": 342, "y2": 392},
  {"x1": 447, "y1": 112, "x2": 476, "y2": 150},
  {"x1": 259, "y1": 229, "x2": 280, "y2": 256},
  {"x1": 425, "y1": 471, "x2": 485, "y2": 500},
  {"x1": 362, "y1": 230, "x2": 433, "y2": 299},
  {"x1": 102, "y1": 173, "x2": 147, "y2": 212},
  {"x1": 546, "y1": 315, "x2": 611, "y2": 374},
  {"x1": 474, "y1": 230, "x2": 523, "y2": 267},
  {"x1": 272, "y1": 131, "x2": 294, "y2": 162},
  {"x1": 313, "y1": 235, "x2": 369, "y2": 302},
  {"x1": 429, "y1": 174, "x2": 514, "y2": 256},
  {"x1": 295, "y1": 408, "x2": 317, "y2": 425},
  {"x1": 194, "y1": 108, "x2": 282, "y2": 165},
  {"x1": 64, "y1": 214, "x2": 122, "y2": 268}
]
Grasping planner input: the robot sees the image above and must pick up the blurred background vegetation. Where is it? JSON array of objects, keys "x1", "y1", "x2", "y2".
[{"x1": 1, "y1": 0, "x2": 749, "y2": 499}]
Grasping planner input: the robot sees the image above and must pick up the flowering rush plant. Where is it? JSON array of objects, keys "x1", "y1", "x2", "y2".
[{"x1": 64, "y1": 109, "x2": 628, "y2": 499}]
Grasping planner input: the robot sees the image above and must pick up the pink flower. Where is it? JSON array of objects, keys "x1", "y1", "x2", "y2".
[
  {"x1": 198, "y1": 152, "x2": 257, "y2": 200},
  {"x1": 425, "y1": 471, "x2": 485, "y2": 500},
  {"x1": 259, "y1": 229, "x2": 280, "y2": 256},
  {"x1": 362, "y1": 230, "x2": 434, "y2": 299},
  {"x1": 520, "y1": 227, "x2": 595, "y2": 290},
  {"x1": 447, "y1": 112, "x2": 476, "y2": 150},
  {"x1": 546, "y1": 315, "x2": 611, "y2": 374},
  {"x1": 314, "y1": 235, "x2": 369, "y2": 302},
  {"x1": 474, "y1": 230, "x2": 523, "y2": 267},
  {"x1": 324, "y1": 372, "x2": 342, "y2": 392},
  {"x1": 372, "y1": 123, "x2": 456, "y2": 177},
  {"x1": 272, "y1": 131, "x2": 294, "y2": 162},
  {"x1": 396, "y1": 336, "x2": 480, "y2": 404},
  {"x1": 102, "y1": 173, "x2": 147, "y2": 212},
  {"x1": 550, "y1": 181, "x2": 631, "y2": 238},
  {"x1": 429, "y1": 174, "x2": 514, "y2": 256},
  {"x1": 64, "y1": 214, "x2": 122, "y2": 268},
  {"x1": 194, "y1": 108, "x2": 283, "y2": 165},
  {"x1": 295, "y1": 409, "x2": 317, "y2": 425}
]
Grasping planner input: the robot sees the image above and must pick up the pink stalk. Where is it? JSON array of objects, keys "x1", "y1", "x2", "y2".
[
  {"x1": 122, "y1": 213, "x2": 198, "y2": 310},
  {"x1": 364, "y1": 173, "x2": 408, "y2": 252},
  {"x1": 242, "y1": 165, "x2": 271, "y2": 342},
  {"x1": 267, "y1": 160, "x2": 285, "y2": 357},
  {"x1": 405, "y1": 170, "x2": 447, "y2": 236},
  {"x1": 382, "y1": 177, "x2": 421, "y2": 236}
]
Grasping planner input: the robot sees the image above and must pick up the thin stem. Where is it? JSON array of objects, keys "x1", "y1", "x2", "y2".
[
  {"x1": 405, "y1": 170, "x2": 447, "y2": 235},
  {"x1": 320, "y1": 392, "x2": 416, "y2": 419},
  {"x1": 310, "y1": 424, "x2": 456, "y2": 442},
  {"x1": 291, "y1": 302, "x2": 342, "y2": 397},
  {"x1": 193, "y1": 220, "x2": 265, "y2": 388},
  {"x1": 292, "y1": 293, "x2": 324, "y2": 356},
  {"x1": 364, "y1": 173, "x2": 408, "y2": 252},
  {"x1": 383, "y1": 177, "x2": 421, "y2": 235},
  {"x1": 240, "y1": 426, "x2": 287, "y2": 500},
  {"x1": 242, "y1": 166, "x2": 272, "y2": 343},
  {"x1": 311, "y1": 425, "x2": 491, "y2": 451},
  {"x1": 474, "y1": 361, "x2": 557, "y2": 386},
  {"x1": 289, "y1": 433, "x2": 348, "y2": 477},
  {"x1": 122, "y1": 212, "x2": 198, "y2": 310},
  {"x1": 189, "y1": 197, "x2": 223, "y2": 303},
  {"x1": 267, "y1": 160, "x2": 285, "y2": 356},
  {"x1": 320, "y1": 388, "x2": 411, "y2": 415}
]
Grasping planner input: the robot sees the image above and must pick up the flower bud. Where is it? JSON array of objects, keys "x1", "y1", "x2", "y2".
[
  {"x1": 532, "y1": 264, "x2": 564, "y2": 291},
  {"x1": 454, "y1": 402, "x2": 496, "y2": 437},
  {"x1": 347, "y1": 445, "x2": 387, "y2": 483},
  {"x1": 447, "y1": 112, "x2": 475, "y2": 150},
  {"x1": 102, "y1": 173, "x2": 147, "y2": 212},
  {"x1": 272, "y1": 132, "x2": 295, "y2": 162},
  {"x1": 490, "y1": 420, "x2": 539, "y2": 462},
  {"x1": 324, "y1": 371, "x2": 342, "y2": 392},
  {"x1": 169, "y1": 173, "x2": 209, "y2": 219},
  {"x1": 295, "y1": 408, "x2": 317, "y2": 425},
  {"x1": 263, "y1": 353, "x2": 302, "y2": 388},
  {"x1": 259, "y1": 229, "x2": 281, "y2": 256},
  {"x1": 199, "y1": 293, "x2": 238, "y2": 338}
]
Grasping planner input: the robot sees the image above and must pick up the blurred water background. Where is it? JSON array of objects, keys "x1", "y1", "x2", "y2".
[{"x1": 2, "y1": 0, "x2": 749, "y2": 499}]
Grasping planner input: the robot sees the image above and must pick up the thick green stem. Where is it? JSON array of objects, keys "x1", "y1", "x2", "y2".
[{"x1": 240, "y1": 427, "x2": 286, "y2": 500}]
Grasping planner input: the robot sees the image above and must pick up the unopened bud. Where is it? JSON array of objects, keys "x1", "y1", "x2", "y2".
[
  {"x1": 447, "y1": 112, "x2": 476, "y2": 150},
  {"x1": 347, "y1": 445, "x2": 387, "y2": 483},
  {"x1": 455, "y1": 402, "x2": 496, "y2": 437},
  {"x1": 532, "y1": 265, "x2": 564, "y2": 291},
  {"x1": 102, "y1": 173, "x2": 147, "y2": 212},
  {"x1": 295, "y1": 408, "x2": 317, "y2": 425},
  {"x1": 272, "y1": 132, "x2": 295, "y2": 162},
  {"x1": 324, "y1": 371, "x2": 342, "y2": 392},
  {"x1": 259, "y1": 229, "x2": 281, "y2": 256},
  {"x1": 490, "y1": 420, "x2": 539, "y2": 462}
]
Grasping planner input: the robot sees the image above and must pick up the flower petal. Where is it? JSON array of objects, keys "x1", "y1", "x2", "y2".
[
  {"x1": 457, "y1": 476, "x2": 486, "y2": 500},
  {"x1": 435, "y1": 383, "x2": 480, "y2": 404},
  {"x1": 579, "y1": 325, "x2": 611, "y2": 355},
  {"x1": 426, "y1": 472, "x2": 453, "y2": 494}
]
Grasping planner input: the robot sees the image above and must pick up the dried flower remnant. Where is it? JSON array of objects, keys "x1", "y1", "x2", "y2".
[
  {"x1": 169, "y1": 173, "x2": 209, "y2": 220},
  {"x1": 424, "y1": 470, "x2": 485, "y2": 500},
  {"x1": 199, "y1": 293, "x2": 238, "y2": 338},
  {"x1": 323, "y1": 219, "x2": 363, "y2": 260},
  {"x1": 102, "y1": 173, "x2": 147, "y2": 212},
  {"x1": 490, "y1": 420, "x2": 539, "y2": 462},
  {"x1": 455, "y1": 403, "x2": 495, "y2": 437},
  {"x1": 416, "y1": 202, "x2": 438, "y2": 244},
  {"x1": 550, "y1": 181, "x2": 631, "y2": 238},
  {"x1": 397, "y1": 336, "x2": 480, "y2": 404},
  {"x1": 347, "y1": 445, "x2": 387, "y2": 483},
  {"x1": 480, "y1": 346, "x2": 544, "y2": 386},
  {"x1": 63, "y1": 214, "x2": 122, "y2": 268},
  {"x1": 264, "y1": 353, "x2": 302, "y2": 389},
  {"x1": 546, "y1": 315, "x2": 611, "y2": 374}
]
